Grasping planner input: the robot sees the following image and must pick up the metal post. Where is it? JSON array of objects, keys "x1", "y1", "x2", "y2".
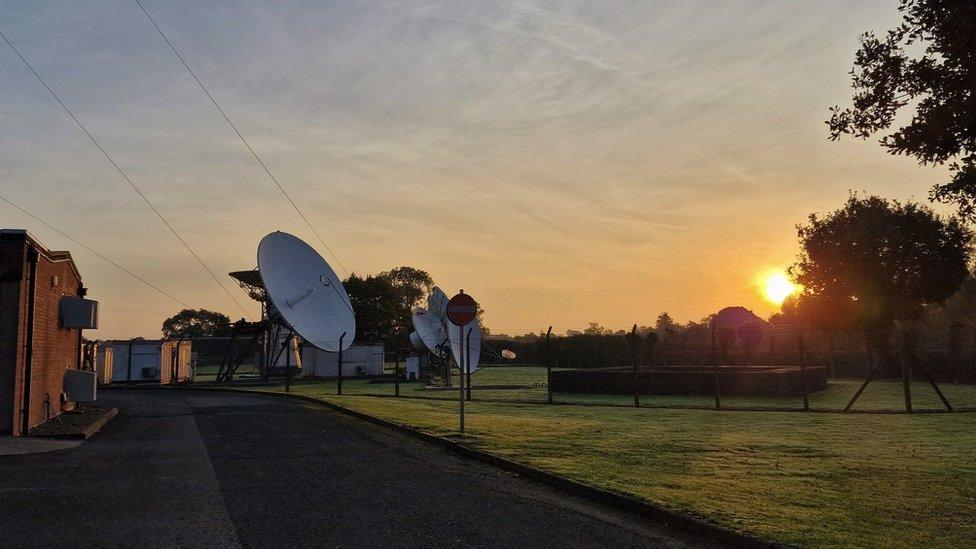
[
  {"x1": 337, "y1": 332, "x2": 346, "y2": 395},
  {"x1": 459, "y1": 326, "x2": 465, "y2": 434},
  {"x1": 899, "y1": 323, "x2": 913, "y2": 413},
  {"x1": 126, "y1": 340, "x2": 134, "y2": 386},
  {"x1": 284, "y1": 332, "x2": 292, "y2": 393},
  {"x1": 828, "y1": 331, "x2": 836, "y2": 378},
  {"x1": 545, "y1": 326, "x2": 553, "y2": 404},
  {"x1": 631, "y1": 324, "x2": 640, "y2": 407},
  {"x1": 394, "y1": 353, "x2": 400, "y2": 397},
  {"x1": 466, "y1": 328, "x2": 473, "y2": 402},
  {"x1": 711, "y1": 322, "x2": 721, "y2": 409},
  {"x1": 798, "y1": 325, "x2": 809, "y2": 411},
  {"x1": 258, "y1": 303, "x2": 267, "y2": 380}
]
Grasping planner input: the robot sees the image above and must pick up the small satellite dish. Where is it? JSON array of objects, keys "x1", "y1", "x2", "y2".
[
  {"x1": 409, "y1": 331, "x2": 425, "y2": 351},
  {"x1": 427, "y1": 287, "x2": 450, "y2": 322},
  {"x1": 258, "y1": 231, "x2": 355, "y2": 352},
  {"x1": 412, "y1": 308, "x2": 449, "y2": 356},
  {"x1": 448, "y1": 320, "x2": 481, "y2": 374},
  {"x1": 501, "y1": 349, "x2": 517, "y2": 360}
]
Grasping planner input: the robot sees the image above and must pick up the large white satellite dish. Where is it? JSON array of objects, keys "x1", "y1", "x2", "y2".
[
  {"x1": 258, "y1": 231, "x2": 355, "y2": 352},
  {"x1": 448, "y1": 319, "x2": 481, "y2": 374},
  {"x1": 427, "y1": 286, "x2": 450, "y2": 322},
  {"x1": 412, "y1": 308, "x2": 448, "y2": 356},
  {"x1": 409, "y1": 331, "x2": 425, "y2": 351}
]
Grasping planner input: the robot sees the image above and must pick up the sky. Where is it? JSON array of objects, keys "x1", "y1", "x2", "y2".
[{"x1": 0, "y1": 0, "x2": 949, "y2": 339}]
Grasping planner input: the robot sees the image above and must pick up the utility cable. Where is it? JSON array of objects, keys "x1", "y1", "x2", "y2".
[
  {"x1": 134, "y1": 0, "x2": 349, "y2": 276},
  {"x1": 0, "y1": 193, "x2": 189, "y2": 307},
  {"x1": 0, "y1": 29, "x2": 250, "y2": 317}
]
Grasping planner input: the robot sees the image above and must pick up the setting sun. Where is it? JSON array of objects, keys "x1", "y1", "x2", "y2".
[{"x1": 763, "y1": 272, "x2": 798, "y2": 305}]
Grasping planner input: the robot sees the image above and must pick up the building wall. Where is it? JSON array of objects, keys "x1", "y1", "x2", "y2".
[
  {"x1": 27, "y1": 251, "x2": 84, "y2": 432},
  {"x1": 0, "y1": 232, "x2": 84, "y2": 435},
  {"x1": 0, "y1": 238, "x2": 27, "y2": 435}
]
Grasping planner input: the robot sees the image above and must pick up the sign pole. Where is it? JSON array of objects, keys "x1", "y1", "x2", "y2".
[
  {"x1": 459, "y1": 325, "x2": 465, "y2": 434},
  {"x1": 446, "y1": 290, "x2": 478, "y2": 435}
]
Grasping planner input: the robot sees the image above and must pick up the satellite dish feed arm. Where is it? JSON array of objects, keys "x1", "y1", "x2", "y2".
[{"x1": 286, "y1": 286, "x2": 314, "y2": 308}]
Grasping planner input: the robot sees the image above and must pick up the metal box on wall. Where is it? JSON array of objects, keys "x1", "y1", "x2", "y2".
[
  {"x1": 64, "y1": 369, "x2": 97, "y2": 402},
  {"x1": 60, "y1": 297, "x2": 99, "y2": 329}
]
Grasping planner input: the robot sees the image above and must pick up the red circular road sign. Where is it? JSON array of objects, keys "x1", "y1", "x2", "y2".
[{"x1": 447, "y1": 292, "x2": 478, "y2": 326}]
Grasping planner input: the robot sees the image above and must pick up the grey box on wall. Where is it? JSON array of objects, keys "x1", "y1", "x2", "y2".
[{"x1": 60, "y1": 297, "x2": 99, "y2": 329}]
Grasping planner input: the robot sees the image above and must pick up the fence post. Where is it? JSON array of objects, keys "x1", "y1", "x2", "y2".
[
  {"x1": 394, "y1": 352, "x2": 400, "y2": 397},
  {"x1": 631, "y1": 324, "x2": 640, "y2": 407},
  {"x1": 798, "y1": 324, "x2": 809, "y2": 411},
  {"x1": 711, "y1": 322, "x2": 721, "y2": 409},
  {"x1": 899, "y1": 322, "x2": 913, "y2": 413},
  {"x1": 337, "y1": 332, "x2": 346, "y2": 396},
  {"x1": 545, "y1": 326, "x2": 553, "y2": 404}
]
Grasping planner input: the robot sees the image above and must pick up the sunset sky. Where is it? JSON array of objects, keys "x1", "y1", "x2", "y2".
[{"x1": 0, "y1": 0, "x2": 949, "y2": 339}]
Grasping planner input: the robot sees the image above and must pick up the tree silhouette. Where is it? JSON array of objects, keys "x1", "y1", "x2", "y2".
[
  {"x1": 828, "y1": 0, "x2": 976, "y2": 217},
  {"x1": 162, "y1": 308, "x2": 230, "y2": 339},
  {"x1": 343, "y1": 273, "x2": 400, "y2": 347},
  {"x1": 792, "y1": 195, "x2": 971, "y2": 334}
]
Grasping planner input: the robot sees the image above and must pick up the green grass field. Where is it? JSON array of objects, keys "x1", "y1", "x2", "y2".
[{"x1": 216, "y1": 367, "x2": 976, "y2": 547}]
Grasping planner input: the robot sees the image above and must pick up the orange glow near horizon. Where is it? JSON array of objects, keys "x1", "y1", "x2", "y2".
[{"x1": 762, "y1": 271, "x2": 799, "y2": 306}]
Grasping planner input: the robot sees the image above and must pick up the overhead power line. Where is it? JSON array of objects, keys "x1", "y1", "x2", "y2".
[
  {"x1": 134, "y1": 0, "x2": 349, "y2": 276},
  {"x1": 0, "y1": 29, "x2": 251, "y2": 318},
  {"x1": 0, "y1": 193, "x2": 188, "y2": 307}
]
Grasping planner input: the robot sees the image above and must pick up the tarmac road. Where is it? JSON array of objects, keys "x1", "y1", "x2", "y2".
[{"x1": 0, "y1": 390, "x2": 720, "y2": 548}]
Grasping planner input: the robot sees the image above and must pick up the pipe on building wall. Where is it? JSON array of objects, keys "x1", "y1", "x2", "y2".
[
  {"x1": 20, "y1": 249, "x2": 38, "y2": 436},
  {"x1": 75, "y1": 284, "x2": 87, "y2": 371}
]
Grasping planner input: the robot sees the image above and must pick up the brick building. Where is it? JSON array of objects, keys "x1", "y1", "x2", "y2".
[{"x1": 0, "y1": 230, "x2": 98, "y2": 435}]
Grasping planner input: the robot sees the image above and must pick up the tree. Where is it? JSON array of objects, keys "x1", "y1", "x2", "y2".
[
  {"x1": 790, "y1": 194, "x2": 972, "y2": 407},
  {"x1": 381, "y1": 266, "x2": 434, "y2": 314},
  {"x1": 792, "y1": 194, "x2": 971, "y2": 333},
  {"x1": 379, "y1": 266, "x2": 435, "y2": 348},
  {"x1": 828, "y1": 1, "x2": 976, "y2": 216},
  {"x1": 162, "y1": 309, "x2": 230, "y2": 339},
  {"x1": 655, "y1": 312, "x2": 679, "y2": 364},
  {"x1": 343, "y1": 274, "x2": 401, "y2": 347},
  {"x1": 582, "y1": 322, "x2": 610, "y2": 336}
]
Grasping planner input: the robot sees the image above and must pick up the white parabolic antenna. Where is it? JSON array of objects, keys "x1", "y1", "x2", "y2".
[
  {"x1": 427, "y1": 286, "x2": 450, "y2": 322},
  {"x1": 258, "y1": 231, "x2": 355, "y2": 352},
  {"x1": 448, "y1": 320, "x2": 481, "y2": 374},
  {"x1": 412, "y1": 308, "x2": 448, "y2": 355},
  {"x1": 409, "y1": 331, "x2": 425, "y2": 351}
]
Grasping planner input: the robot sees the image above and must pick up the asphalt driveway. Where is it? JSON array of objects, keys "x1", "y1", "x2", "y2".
[{"x1": 0, "y1": 390, "x2": 718, "y2": 548}]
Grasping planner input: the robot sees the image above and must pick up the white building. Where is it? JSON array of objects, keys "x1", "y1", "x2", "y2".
[
  {"x1": 94, "y1": 344, "x2": 113, "y2": 385},
  {"x1": 107, "y1": 340, "x2": 193, "y2": 384},
  {"x1": 301, "y1": 345, "x2": 384, "y2": 378}
]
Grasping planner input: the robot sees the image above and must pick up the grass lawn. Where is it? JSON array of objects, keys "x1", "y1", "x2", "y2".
[{"x1": 219, "y1": 367, "x2": 976, "y2": 548}]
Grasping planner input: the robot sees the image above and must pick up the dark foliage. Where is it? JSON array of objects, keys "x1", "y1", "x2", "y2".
[
  {"x1": 828, "y1": 0, "x2": 976, "y2": 216},
  {"x1": 161, "y1": 308, "x2": 230, "y2": 339},
  {"x1": 790, "y1": 194, "x2": 972, "y2": 337},
  {"x1": 343, "y1": 273, "x2": 401, "y2": 347},
  {"x1": 343, "y1": 266, "x2": 436, "y2": 350}
]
